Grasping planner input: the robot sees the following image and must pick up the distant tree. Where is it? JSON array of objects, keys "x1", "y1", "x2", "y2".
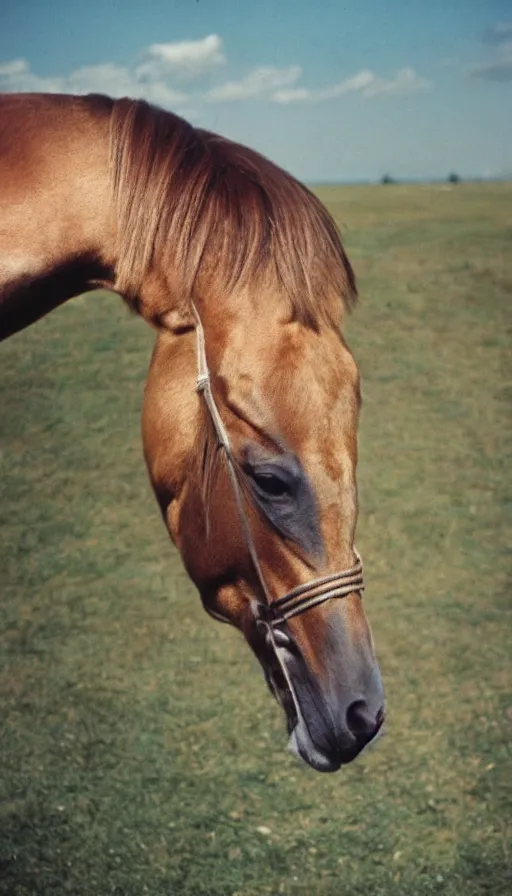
[
  {"x1": 381, "y1": 173, "x2": 395, "y2": 185},
  {"x1": 448, "y1": 172, "x2": 461, "y2": 184}
]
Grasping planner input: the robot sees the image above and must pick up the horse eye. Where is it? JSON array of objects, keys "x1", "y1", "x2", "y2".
[{"x1": 251, "y1": 471, "x2": 289, "y2": 498}]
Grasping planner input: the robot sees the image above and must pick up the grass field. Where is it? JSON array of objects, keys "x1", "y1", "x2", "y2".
[{"x1": 1, "y1": 182, "x2": 510, "y2": 896}]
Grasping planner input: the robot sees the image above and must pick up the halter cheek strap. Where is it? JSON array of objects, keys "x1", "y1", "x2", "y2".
[
  {"x1": 194, "y1": 302, "x2": 271, "y2": 611},
  {"x1": 192, "y1": 303, "x2": 364, "y2": 630}
]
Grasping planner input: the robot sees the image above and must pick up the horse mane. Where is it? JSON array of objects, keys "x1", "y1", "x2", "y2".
[{"x1": 109, "y1": 97, "x2": 356, "y2": 329}]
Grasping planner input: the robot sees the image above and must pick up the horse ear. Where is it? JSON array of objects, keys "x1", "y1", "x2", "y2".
[{"x1": 136, "y1": 270, "x2": 196, "y2": 334}]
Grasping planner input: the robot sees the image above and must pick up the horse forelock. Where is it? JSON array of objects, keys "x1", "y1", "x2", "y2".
[{"x1": 108, "y1": 98, "x2": 357, "y2": 330}]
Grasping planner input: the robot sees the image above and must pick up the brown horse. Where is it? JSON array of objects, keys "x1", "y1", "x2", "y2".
[{"x1": 0, "y1": 92, "x2": 384, "y2": 772}]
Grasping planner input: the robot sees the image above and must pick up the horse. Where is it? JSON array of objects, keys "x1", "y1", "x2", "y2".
[{"x1": 0, "y1": 92, "x2": 384, "y2": 772}]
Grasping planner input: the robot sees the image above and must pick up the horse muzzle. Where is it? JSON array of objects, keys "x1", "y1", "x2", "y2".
[{"x1": 258, "y1": 615, "x2": 385, "y2": 773}]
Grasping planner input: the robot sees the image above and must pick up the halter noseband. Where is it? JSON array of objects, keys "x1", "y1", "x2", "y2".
[{"x1": 192, "y1": 305, "x2": 364, "y2": 630}]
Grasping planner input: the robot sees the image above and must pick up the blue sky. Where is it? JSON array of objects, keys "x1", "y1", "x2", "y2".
[{"x1": 0, "y1": 0, "x2": 511, "y2": 182}]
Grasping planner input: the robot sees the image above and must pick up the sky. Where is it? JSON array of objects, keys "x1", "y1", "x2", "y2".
[{"x1": 0, "y1": 0, "x2": 511, "y2": 182}]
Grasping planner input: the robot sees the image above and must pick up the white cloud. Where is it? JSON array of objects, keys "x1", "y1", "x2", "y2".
[
  {"x1": 471, "y1": 44, "x2": 512, "y2": 81},
  {"x1": 0, "y1": 36, "x2": 225, "y2": 108},
  {"x1": 138, "y1": 35, "x2": 225, "y2": 80},
  {"x1": 67, "y1": 62, "x2": 188, "y2": 105},
  {"x1": 206, "y1": 65, "x2": 302, "y2": 101},
  {"x1": 471, "y1": 22, "x2": 512, "y2": 81},
  {"x1": 272, "y1": 87, "x2": 311, "y2": 104},
  {"x1": 363, "y1": 67, "x2": 431, "y2": 97},
  {"x1": 0, "y1": 57, "x2": 64, "y2": 93},
  {"x1": 0, "y1": 59, "x2": 29, "y2": 76},
  {"x1": 0, "y1": 56, "x2": 190, "y2": 107},
  {"x1": 0, "y1": 39, "x2": 430, "y2": 116},
  {"x1": 334, "y1": 70, "x2": 376, "y2": 95},
  {"x1": 67, "y1": 63, "x2": 141, "y2": 96},
  {"x1": 483, "y1": 22, "x2": 512, "y2": 44},
  {"x1": 272, "y1": 67, "x2": 430, "y2": 103}
]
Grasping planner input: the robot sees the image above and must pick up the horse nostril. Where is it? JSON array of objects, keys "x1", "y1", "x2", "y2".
[{"x1": 346, "y1": 699, "x2": 382, "y2": 742}]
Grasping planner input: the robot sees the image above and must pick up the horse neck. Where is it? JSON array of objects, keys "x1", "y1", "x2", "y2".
[{"x1": 0, "y1": 94, "x2": 117, "y2": 341}]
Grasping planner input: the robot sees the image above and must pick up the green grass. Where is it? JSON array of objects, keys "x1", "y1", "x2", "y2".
[{"x1": 1, "y1": 182, "x2": 511, "y2": 895}]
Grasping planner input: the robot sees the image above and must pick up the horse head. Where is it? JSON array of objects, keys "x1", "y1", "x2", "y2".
[{"x1": 142, "y1": 287, "x2": 384, "y2": 772}]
